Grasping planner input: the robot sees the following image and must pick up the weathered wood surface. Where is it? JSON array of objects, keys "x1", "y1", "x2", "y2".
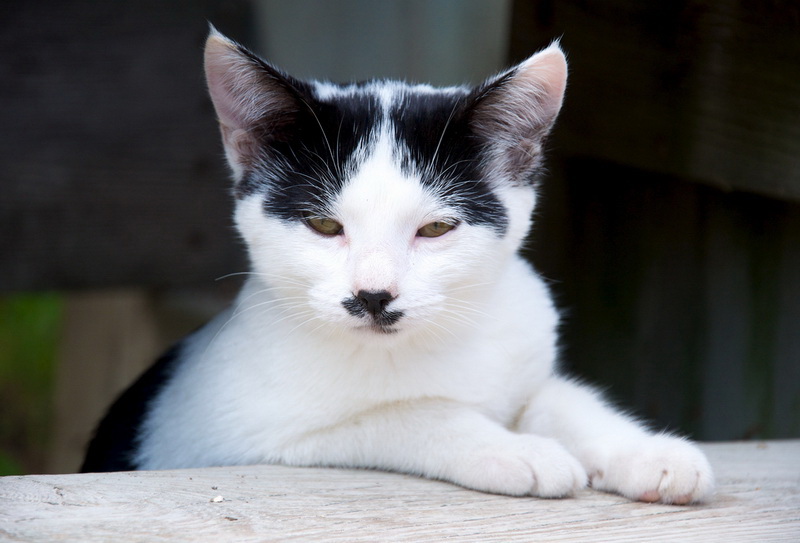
[{"x1": 2, "y1": 441, "x2": 799, "y2": 541}]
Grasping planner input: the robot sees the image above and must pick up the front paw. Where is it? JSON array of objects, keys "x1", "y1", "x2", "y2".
[
  {"x1": 456, "y1": 435, "x2": 587, "y2": 498},
  {"x1": 590, "y1": 435, "x2": 714, "y2": 504}
]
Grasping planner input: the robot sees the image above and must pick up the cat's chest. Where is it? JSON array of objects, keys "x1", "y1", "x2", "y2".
[
  {"x1": 202, "y1": 322, "x2": 532, "y2": 429},
  {"x1": 179, "y1": 263, "x2": 558, "y2": 437}
]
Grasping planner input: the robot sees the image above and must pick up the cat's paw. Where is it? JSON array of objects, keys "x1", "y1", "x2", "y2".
[
  {"x1": 590, "y1": 435, "x2": 714, "y2": 504},
  {"x1": 456, "y1": 435, "x2": 587, "y2": 497}
]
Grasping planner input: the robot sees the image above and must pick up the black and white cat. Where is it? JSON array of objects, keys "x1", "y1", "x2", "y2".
[{"x1": 82, "y1": 28, "x2": 713, "y2": 504}]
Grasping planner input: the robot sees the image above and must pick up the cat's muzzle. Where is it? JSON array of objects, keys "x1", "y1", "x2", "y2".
[{"x1": 342, "y1": 290, "x2": 404, "y2": 332}]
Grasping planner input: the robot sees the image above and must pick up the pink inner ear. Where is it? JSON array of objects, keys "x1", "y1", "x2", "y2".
[
  {"x1": 515, "y1": 44, "x2": 568, "y2": 125},
  {"x1": 204, "y1": 31, "x2": 302, "y2": 174},
  {"x1": 221, "y1": 126, "x2": 260, "y2": 167},
  {"x1": 204, "y1": 34, "x2": 259, "y2": 133},
  {"x1": 204, "y1": 31, "x2": 303, "y2": 176},
  {"x1": 472, "y1": 42, "x2": 568, "y2": 143},
  {"x1": 468, "y1": 43, "x2": 568, "y2": 184}
]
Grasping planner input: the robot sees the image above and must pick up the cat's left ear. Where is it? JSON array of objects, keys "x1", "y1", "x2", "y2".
[
  {"x1": 204, "y1": 27, "x2": 305, "y2": 181},
  {"x1": 469, "y1": 43, "x2": 567, "y2": 185}
]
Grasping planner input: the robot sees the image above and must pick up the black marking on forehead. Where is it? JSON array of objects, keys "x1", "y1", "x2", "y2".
[
  {"x1": 389, "y1": 90, "x2": 508, "y2": 235},
  {"x1": 243, "y1": 89, "x2": 382, "y2": 221}
]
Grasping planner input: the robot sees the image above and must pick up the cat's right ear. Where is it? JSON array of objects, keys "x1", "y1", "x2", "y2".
[
  {"x1": 468, "y1": 43, "x2": 568, "y2": 187},
  {"x1": 204, "y1": 27, "x2": 301, "y2": 181}
]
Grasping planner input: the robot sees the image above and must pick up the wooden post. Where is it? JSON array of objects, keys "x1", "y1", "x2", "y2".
[{"x1": 48, "y1": 290, "x2": 163, "y2": 474}]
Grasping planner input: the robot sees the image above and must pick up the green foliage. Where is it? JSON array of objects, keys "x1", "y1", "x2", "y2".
[
  {"x1": 0, "y1": 451, "x2": 23, "y2": 476},
  {"x1": 0, "y1": 294, "x2": 62, "y2": 475}
]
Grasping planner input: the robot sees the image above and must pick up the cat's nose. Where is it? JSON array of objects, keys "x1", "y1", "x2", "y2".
[{"x1": 356, "y1": 290, "x2": 395, "y2": 317}]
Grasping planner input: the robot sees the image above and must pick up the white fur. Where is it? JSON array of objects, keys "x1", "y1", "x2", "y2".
[{"x1": 136, "y1": 36, "x2": 714, "y2": 504}]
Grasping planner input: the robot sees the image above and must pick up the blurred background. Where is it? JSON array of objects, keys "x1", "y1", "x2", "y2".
[{"x1": 1, "y1": 0, "x2": 798, "y2": 475}]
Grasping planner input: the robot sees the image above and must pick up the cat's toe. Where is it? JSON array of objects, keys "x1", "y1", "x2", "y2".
[
  {"x1": 460, "y1": 436, "x2": 587, "y2": 497},
  {"x1": 591, "y1": 435, "x2": 714, "y2": 504},
  {"x1": 529, "y1": 444, "x2": 587, "y2": 498}
]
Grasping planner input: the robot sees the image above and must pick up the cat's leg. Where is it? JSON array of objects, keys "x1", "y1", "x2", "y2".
[
  {"x1": 517, "y1": 377, "x2": 714, "y2": 504},
  {"x1": 277, "y1": 399, "x2": 587, "y2": 498}
]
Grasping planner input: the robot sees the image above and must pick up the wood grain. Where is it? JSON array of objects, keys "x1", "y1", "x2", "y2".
[{"x1": 2, "y1": 441, "x2": 798, "y2": 541}]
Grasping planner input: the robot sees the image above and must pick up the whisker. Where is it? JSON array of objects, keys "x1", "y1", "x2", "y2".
[
  {"x1": 443, "y1": 301, "x2": 493, "y2": 321},
  {"x1": 221, "y1": 270, "x2": 310, "y2": 289},
  {"x1": 298, "y1": 97, "x2": 340, "y2": 181},
  {"x1": 431, "y1": 100, "x2": 460, "y2": 168},
  {"x1": 447, "y1": 280, "x2": 495, "y2": 292}
]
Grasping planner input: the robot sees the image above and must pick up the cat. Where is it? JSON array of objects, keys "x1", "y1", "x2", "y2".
[{"x1": 81, "y1": 27, "x2": 713, "y2": 504}]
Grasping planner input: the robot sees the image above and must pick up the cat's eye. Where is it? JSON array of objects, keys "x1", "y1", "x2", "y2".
[
  {"x1": 306, "y1": 216, "x2": 344, "y2": 236},
  {"x1": 417, "y1": 220, "x2": 458, "y2": 238}
]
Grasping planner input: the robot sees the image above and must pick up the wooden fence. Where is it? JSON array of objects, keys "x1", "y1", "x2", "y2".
[{"x1": 0, "y1": 1, "x2": 798, "y2": 474}]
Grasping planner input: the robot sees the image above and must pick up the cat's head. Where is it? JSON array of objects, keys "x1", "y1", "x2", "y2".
[{"x1": 204, "y1": 28, "x2": 567, "y2": 340}]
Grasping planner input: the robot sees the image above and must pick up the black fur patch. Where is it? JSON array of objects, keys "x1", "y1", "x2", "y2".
[
  {"x1": 390, "y1": 91, "x2": 508, "y2": 234},
  {"x1": 342, "y1": 296, "x2": 404, "y2": 328},
  {"x1": 220, "y1": 36, "x2": 511, "y2": 235},
  {"x1": 240, "y1": 83, "x2": 508, "y2": 235},
  {"x1": 342, "y1": 296, "x2": 367, "y2": 318},
  {"x1": 375, "y1": 309, "x2": 404, "y2": 327},
  {"x1": 248, "y1": 91, "x2": 382, "y2": 221},
  {"x1": 80, "y1": 344, "x2": 183, "y2": 472}
]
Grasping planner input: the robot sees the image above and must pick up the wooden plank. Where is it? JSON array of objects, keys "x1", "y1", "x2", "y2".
[
  {"x1": 528, "y1": 158, "x2": 800, "y2": 439},
  {"x1": 510, "y1": 0, "x2": 800, "y2": 201},
  {"x1": 1, "y1": 441, "x2": 798, "y2": 541},
  {"x1": 771, "y1": 209, "x2": 800, "y2": 437},
  {"x1": 48, "y1": 290, "x2": 164, "y2": 475},
  {"x1": 0, "y1": 1, "x2": 250, "y2": 291},
  {"x1": 701, "y1": 202, "x2": 760, "y2": 440}
]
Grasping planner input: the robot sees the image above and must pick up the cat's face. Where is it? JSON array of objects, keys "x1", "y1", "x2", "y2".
[{"x1": 205, "y1": 30, "x2": 567, "y2": 340}]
